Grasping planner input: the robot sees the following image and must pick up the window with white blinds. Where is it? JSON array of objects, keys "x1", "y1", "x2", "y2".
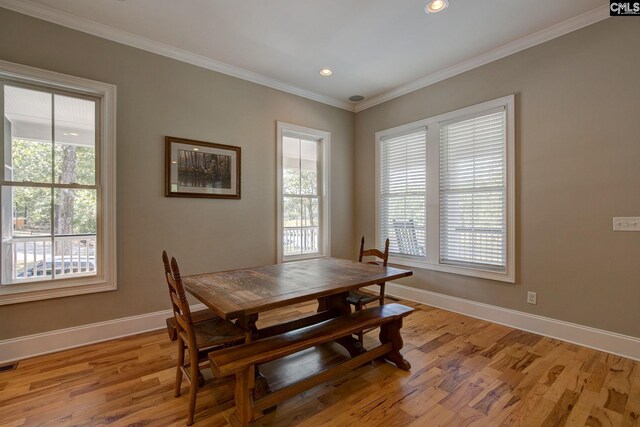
[
  {"x1": 439, "y1": 109, "x2": 507, "y2": 271},
  {"x1": 375, "y1": 95, "x2": 514, "y2": 283},
  {"x1": 378, "y1": 129, "x2": 427, "y2": 258}
]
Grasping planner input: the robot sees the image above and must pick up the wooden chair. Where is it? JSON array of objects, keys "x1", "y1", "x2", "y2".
[
  {"x1": 162, "y1": 251, "x2": 245, "y2": 425},
  {"x1": 346, "y1": 237, "x2": 390, "y2": 343}
]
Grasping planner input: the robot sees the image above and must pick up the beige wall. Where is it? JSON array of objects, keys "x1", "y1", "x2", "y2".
[
  {"x1": 355, "y1": 18, "x2": 640, "y2": 338},
  {"x1": 1, "y1": 10, "x2": 638, "y2": 343},
  {"x1": 0, "y1": 9, "x2": 355, "y2": 340}
]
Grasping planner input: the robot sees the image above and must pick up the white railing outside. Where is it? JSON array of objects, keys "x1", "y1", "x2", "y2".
[
  {"x1": 8, "y1": 234, "x2": 96, "y2": 281},
  {"x1": 283, "y1": 227, "x2": 318, "y2": 256}
]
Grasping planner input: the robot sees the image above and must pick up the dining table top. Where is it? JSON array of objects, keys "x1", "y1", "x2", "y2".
[{"x1": 182, "y1": 257, "x2": 412, "y2": 320}]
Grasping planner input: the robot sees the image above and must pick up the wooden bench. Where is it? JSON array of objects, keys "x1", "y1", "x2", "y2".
[{"x1": 209, "y1": 303, "x2": 414, "y2": 427}]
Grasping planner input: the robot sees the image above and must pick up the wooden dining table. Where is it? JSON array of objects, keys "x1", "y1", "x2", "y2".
[{"x1": 183, "y1": 256, "x2": 412, "y2": 399}]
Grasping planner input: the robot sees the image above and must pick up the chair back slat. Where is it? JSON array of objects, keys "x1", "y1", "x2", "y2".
[
  {"x1": 170, "y1": 292, "x2": 189, "y2": 317},
  {"x1": 362, "y1": 249, "x2": 386, "y2": 260},
  {"x1": 162, "y1": 251, "x2": 196, "y2": 346},
  {"x1": 174, "y1": 311, "x2": 190, "y2": 332},
  {"x1": 358, "y1": 237, "x2": 390, "y2": 266}
]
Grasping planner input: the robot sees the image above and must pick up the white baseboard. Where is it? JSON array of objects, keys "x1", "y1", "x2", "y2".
[
  {"x1": 369, "y1": 283, "x2": 640, "y2": 361},
  {"x1": 0, "y1": 304, "x2": 207, "y2": 364},
  {"x1": 3, "y1": 286, "x2": 639, "y2": 364}
]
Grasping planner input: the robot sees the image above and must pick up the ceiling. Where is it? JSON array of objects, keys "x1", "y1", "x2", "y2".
[{"x1": 1, "y1": 0, "x2": 608, "y2": 111}]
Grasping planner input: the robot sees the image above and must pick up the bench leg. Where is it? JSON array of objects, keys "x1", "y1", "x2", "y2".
[
  {"x1": 379, "y1": 319, "x2": 411, "y2": 371},
  {"x1": 230, "y1": 366, "x2": 255, "y2": 427}
]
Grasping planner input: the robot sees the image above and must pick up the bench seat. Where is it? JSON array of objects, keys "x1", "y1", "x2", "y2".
[{"x1": 209, "y1": 303, "x2": 414, "y2": 426}]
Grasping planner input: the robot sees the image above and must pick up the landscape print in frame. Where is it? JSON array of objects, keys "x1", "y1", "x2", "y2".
[{"x1": 165, "y1": 136, "x2": 241, "y2": 199}]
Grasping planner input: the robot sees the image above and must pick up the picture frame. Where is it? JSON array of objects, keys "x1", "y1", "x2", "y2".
[{"x1": 165, "y1": 136, "x2": 241, "y2": 199}]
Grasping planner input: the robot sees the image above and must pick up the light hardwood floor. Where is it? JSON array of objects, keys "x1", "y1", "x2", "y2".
[{"x1": 1, "y1": 298, "x2": 638, "y2": 426}]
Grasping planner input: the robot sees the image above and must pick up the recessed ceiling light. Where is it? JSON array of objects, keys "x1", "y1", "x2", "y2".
[
  {"x1": 319, "y1": 68, "x2": 333, "y2": 77},
  {"x1": 171, "y1": 160, "x2": 177, "y2": 164},
  {"x1": 193, "y1": 148, "x2": 199, "y2": 151},
  {"x1": 425, "y1": 0, "x2": 449, "y2": 14},
  {"x1": 349, "y1": 95, "x2": 365, "y2": 102},
  {"x1": 69, "y1": 132, "x2": 79, "y2": 136}
]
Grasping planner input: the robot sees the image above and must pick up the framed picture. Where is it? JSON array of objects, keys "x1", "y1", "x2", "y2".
[{"x1": 165, "y1": 136, "x2": 241, "y2": 199}]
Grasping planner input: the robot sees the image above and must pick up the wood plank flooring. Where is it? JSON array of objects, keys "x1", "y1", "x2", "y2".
[{"x1": 0, "y1": 298, "x2": 638, "y2": 426}]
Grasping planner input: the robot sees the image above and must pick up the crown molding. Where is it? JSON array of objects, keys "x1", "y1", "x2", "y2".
[
  {"x1": 0, "y1": 0, "x2": 355, "y2": 112},
  {"x1": 354, "y1": 5, "x2": 610, "y2": 112},
  {"x1": 0, "y1": 1, "x2": 609, "y2": 114}
]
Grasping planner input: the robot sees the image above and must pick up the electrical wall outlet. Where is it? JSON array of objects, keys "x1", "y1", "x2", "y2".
[
  {"x1": 527, "y1": 291, "x2": 537, "y2": 305},
  {"x1": 613, "y1": 217, "x2": 640, "y2": 231}
]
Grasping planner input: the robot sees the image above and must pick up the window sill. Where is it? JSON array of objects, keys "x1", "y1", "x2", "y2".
[
  {"x1": 0, "y1": 276, "x2": 117, "y2": 305},
  {"x1": 388, "y1": 256, "x2": 515, "y2": 283}
]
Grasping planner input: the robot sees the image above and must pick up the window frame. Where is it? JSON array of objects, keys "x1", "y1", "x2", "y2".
[
  {"x1": 375, "y1": 95, "x2": 515, "y2": 283},
  {"x1": 0, "y1": 60, "x2": 117, "y2": 305},
  {"x1": 276, "y1": 122, "x2": 330, "y2": 263}
]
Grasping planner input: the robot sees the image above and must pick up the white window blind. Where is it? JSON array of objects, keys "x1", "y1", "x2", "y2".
[
  {"x1": 439, "y1": 109, "x2": 507, "y2": 270},
  {"x1": 379, "y1": 128, "x2": 427, "y2": 258}
]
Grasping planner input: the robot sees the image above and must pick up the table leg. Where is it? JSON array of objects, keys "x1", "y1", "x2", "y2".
[
  {"x1": 317, "y1": 293, "x2": 367, "y2": 357},
  {"x1": 235, "y1": 313, "x2": 275, "y2": 413}
]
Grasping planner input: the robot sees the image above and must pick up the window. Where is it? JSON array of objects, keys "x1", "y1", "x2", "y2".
[
  {"x1": 378, "y1": 129, "x2": 427, "y2": 258},
  {"x1": 440, "y1": 110, "x2": 507, "y2": 270},
  {"x1": 0, "y1": 60, "x2": 116, "y2": 304},
  {"x1": 277, "y1": 122, "x2": 330, "y2": 262},
  {"x1": 376, "y1": 95, "x2": 515, "y2": 282}
]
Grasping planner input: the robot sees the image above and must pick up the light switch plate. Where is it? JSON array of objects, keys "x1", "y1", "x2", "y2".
[{"x1": 613, "y1": 217, "x2": 640, "y2": 231}]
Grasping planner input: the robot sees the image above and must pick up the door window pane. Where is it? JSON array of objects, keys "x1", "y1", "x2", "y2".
[
  {"x1": 54, "y1": 95, "x2": 95, "y2": 185},
  {"x1": 283, "y1": 196, "x2": 301, "y2": 228},
  {"x1": 300, "y1": 139, "x2": 317, "y2": 195},
  {"x1": 283, "y1": 136, "x2": 300, "y2": 195},
  {"x1": 2, "y1": 186, "x2": 52, "y2": 283},
  {"x1": 10, "y1": 186, "x2": 51, "y2": 237},
  {"x1": 53, "y1": 235, "x2": 96, "y2": 277},
  {"x1": 302, "y1": 197, "x2": 319, "y2": 227},
  {"x1": 4, "y1": 85, "x2": 52, "y2": 183},
  {"x1": 54, "y1": 188, "x2": 97, "y2": 235}
]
